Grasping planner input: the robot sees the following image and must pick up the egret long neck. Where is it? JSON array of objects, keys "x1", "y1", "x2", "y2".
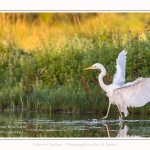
[{"x1": 98, "y1": 64, "x2": 108, "y2": 92}]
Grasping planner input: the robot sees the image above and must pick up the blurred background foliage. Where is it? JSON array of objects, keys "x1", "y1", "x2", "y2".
[
  {"x1": 0, "y1": 13, "x2": 150, "y2": 114},
  {"x1": 0, "y1": 13, "x2": 149, "y2": 51}
]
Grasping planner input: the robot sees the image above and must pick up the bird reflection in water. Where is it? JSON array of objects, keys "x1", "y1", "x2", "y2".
[{"x1": 103, "y1": 123, "x2": 141, "y2": 138}]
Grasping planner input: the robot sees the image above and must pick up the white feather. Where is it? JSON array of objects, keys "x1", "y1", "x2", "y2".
[
  {"x1": 114, "y1": 78, "x2": 150, "y2": 114},
  {"x1": 84, "y1": 49, "x2": 150, "y2": 119},
  {"x1": 113, "y1": 50, "x2": 127, "y2": 86}
]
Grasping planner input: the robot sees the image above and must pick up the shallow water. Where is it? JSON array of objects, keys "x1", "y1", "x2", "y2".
[{"x1": 0, "y1": 111, "x2": 150, "y2": 137}]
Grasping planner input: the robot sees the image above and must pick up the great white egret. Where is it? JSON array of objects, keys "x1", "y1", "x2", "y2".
[{"x1": 84, "y1": 50, "x2": 150, "y2": 119}]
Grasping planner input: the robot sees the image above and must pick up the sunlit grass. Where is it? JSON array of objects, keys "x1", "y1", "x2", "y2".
[{"x1": 0, "y1": 13, "x2": 149, "y2": 51}]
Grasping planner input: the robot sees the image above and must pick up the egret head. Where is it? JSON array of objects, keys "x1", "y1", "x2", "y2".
[{"x1": 84, "y1": 63, "x2": 101, "y2": 70}]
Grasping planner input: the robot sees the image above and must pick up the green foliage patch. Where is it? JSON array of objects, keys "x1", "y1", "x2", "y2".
[{"x1": 0, "y1": 21, "x2": 150, "y2": 115}]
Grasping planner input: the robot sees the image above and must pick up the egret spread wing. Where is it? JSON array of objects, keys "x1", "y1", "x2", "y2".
[
  {"x1": 113, "y1": 50, "x2": 127, "y2": 86},
  {"x1": 114, "y1": 77, "x2": 150, "y2": 108}
]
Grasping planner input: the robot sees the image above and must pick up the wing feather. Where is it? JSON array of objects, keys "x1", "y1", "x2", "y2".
[
  {"x1": 114, "y1": 78, "x2": 150, "y2": 108},
  {"x1": 113, "y1": 50, "x2": 127, "y2": 86}
]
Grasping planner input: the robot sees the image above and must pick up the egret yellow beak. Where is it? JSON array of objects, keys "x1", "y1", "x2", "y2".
[{"x1": 84, "y1": 66, "x2": 93, "y2": 70}]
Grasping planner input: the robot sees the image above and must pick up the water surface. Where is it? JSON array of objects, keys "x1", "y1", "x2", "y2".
[{"x1": 0, "y1": 111, "x2": 150, "y2": 137}]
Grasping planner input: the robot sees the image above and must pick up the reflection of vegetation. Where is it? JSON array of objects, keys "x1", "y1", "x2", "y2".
[
  {"x1": 0, "y1": 111, "x2": 150, "y2": 137},
  {"x1": 0, "y1": 111, "x2": 22, "y2": 137},
  {"x1": 0, "y1": 111, "x2": 107, "y2": 137},
  {"x1": 0, "y1": 13, "x2": 150, "y2": 115}
]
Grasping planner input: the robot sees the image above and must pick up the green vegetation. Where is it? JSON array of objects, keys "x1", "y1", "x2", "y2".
[{"x1": 0, "y1": 13, "x2": 150, "y2": 115}]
